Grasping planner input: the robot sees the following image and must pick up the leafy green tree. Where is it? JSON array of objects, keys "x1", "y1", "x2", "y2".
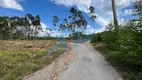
[
  {"x1": 53, "y1": 16, "x2": 59, "y2": 28},
  {"x1": 68, "y1": 7, "x2": 88, "y2": 32},
  {"x1": 58, "y1": 7, "x2": 88, "y2": 40},
  {"x1": 0, "y1": 16, "x2": 9, "y2": 39},
  {"x1": 26, "y1": 13, "x2": 34, "y2": 39},
  {"x1": 32, "y1": 15, "x2": 42, "y2": 39},
  {"x1": 0, "y1": 14, "x2": 42, "y2": 40},
  {"x1": 89, "y1": 6, "x2": 96, "y2": 30}
]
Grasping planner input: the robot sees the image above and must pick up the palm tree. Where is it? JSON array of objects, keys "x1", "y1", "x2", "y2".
[{"x1": 111, "y1": 0, "x2": 119, "y2": 32}]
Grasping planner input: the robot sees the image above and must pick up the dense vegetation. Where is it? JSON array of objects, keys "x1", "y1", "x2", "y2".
[
  {"x1": 70, "y1": 32, "x2": 94, "y2": 40},
  {"x1": 91, "y1": 1, "x2": 142, "y2": 80}
]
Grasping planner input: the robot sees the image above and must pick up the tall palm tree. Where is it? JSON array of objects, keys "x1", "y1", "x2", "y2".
[{"x1": 111, "y1": 0, "x2": 119, "y2": 32}]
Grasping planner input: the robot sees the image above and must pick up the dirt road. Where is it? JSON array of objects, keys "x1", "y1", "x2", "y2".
[
  {"x1": 58, "y1": 42, "x2": 123, "y2": 80},
  {"x1": 23, "y1": 42, "x2": 123, "y2": 80}
]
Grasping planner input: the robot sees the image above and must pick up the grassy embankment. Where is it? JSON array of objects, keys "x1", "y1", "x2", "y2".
[
  {"x1": 92, "y1": 42, "x2": 142, "y2": 80},
  {"x1": 0, "y1": 40, "x2": 65, "y2": 80}
]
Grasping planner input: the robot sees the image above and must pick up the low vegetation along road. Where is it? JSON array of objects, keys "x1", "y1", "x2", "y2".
[{"x1": 58, "y1": 42, "x2": 123, "y2": 80}]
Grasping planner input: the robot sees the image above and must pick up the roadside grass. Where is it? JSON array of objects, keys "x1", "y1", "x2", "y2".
[
  {"x1": 92, "y1": 42, "x2": 142, "y2": 80},
  {"x1": 0, "y1": 40, "x2": 65, "y2": 80}
]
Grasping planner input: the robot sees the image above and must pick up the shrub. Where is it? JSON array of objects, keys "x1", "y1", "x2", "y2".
[{"x1": 90, "y1": 33, "x2": 103, "y2": 43}]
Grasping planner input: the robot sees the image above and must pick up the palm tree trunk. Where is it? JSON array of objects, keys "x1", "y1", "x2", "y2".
[{"x1": 111, "y1": 0, "x2": 119, "y2": 32}]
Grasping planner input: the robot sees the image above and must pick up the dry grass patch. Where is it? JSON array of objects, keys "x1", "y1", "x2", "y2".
[{"x1": 0, "y1": 40, "x2": 65, "y2": 80}]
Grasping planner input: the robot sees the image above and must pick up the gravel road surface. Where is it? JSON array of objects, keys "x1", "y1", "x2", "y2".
[{"x1": 58, "y1": 42, "x2": 123, "y2": 80}]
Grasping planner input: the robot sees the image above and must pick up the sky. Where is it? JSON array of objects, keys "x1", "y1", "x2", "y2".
[{"x1": 0, "y1": 0, "x2": 135, "y2": 36}]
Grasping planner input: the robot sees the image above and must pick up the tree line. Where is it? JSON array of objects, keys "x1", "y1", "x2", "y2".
[
  {"x1": 0, "y1": 13, "x2": 43, "y2": 40},
  {"x1": 0, "y1": 7, "x2": 96, "y2": 40}
]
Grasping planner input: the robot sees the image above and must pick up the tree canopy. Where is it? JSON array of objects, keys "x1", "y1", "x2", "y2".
[{"x1": 0, "y1": 13, "x2": 42, "y2": 40}]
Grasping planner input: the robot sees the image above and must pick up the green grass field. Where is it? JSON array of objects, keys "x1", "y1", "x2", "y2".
[{"x1": 0, "y1": 40, "x2": 65, "y2": 80}]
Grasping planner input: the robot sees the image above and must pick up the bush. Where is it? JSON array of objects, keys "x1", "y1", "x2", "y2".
[{"x1": 90, "y1": 33, "x2": 103, "y2": 43}]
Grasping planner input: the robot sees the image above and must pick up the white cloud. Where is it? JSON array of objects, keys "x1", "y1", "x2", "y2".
[
  {"x1": 90, "y1": 15, "x2": 109, "y2": 33},
  {"x1": 51, "y1": 0, "x2": 92, "y2": 13},
  {"x1": 87, "y1": 25, "x2": 91, "y2": 28},
  {"x1": 17, "y1": 0, "x2": 25, "y2": 2},
  {"x1": 123, "y1": 9, "x2": 134, "y2": 16},
  {"x1": 85, "y1": 25, "x2": 94, "y2": 34},
  {"x1": 50, "y1": 31, "x2": 69, "y2": 37},
  {"x1": 51, "y1": 0, "x2": 132, "y2": 33},
  {"x1": 38, "y1": 22, "x2": 68, "y2": 37},
  {"x1": 96, "y1": 15, "x2": 109, "y2": 28},
  {"x1": 95, "y1": 27, "x2": 105, "y2": 33},
  {"x1": 132, "y1": 0, "x2": 141, "y2": 2},
  {"x1": 119, "y1": 18, "x2": 125, "y2": 25},
  {"x1": 0, "y1": 0, "x2": 24, "y2": 11},
  {"x1": 37, "y1": 22, "x2": 51, "y2": 37},
  {"x1": 85, "y1": 25, "x2": 104, "y2": 34}
]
